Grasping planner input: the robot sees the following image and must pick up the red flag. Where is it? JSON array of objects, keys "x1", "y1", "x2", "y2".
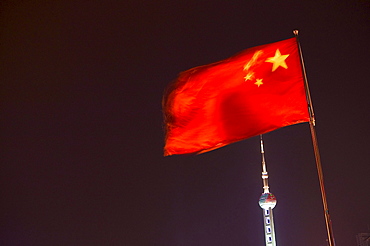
[{"x1": 163, "y1": 37, "x2": 309, "y2": 156}]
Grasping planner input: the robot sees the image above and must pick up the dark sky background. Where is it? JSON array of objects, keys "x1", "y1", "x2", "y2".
[{"x1": 1, "y1": 1, "x2": 369, "y2": 245}]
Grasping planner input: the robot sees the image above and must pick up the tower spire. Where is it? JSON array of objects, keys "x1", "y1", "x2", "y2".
[
  {"x1": 258, "y1": 135, "x2": 277, "y2": 246},
  {"x1": 260, "y1": 135, "x2": 269, "y2": 194}
]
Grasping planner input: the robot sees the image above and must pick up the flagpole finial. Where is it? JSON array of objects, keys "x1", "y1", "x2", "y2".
[{"x1": 293, "y1": 29, "x2": 299, "y2": 36}]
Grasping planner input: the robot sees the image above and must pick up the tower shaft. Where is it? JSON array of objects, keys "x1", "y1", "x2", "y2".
[{"x1": 262, "y1": 207, "x2": 276, "y2": 246}]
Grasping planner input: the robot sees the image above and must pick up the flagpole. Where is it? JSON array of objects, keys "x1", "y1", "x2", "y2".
[{"x1": 293, "y1": 30, "x2": 336, "y2": 246}]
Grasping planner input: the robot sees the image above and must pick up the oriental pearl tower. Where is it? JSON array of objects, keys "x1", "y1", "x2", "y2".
[{"x1": 258, "y1": 135, "x2": 277, "y2": 246}]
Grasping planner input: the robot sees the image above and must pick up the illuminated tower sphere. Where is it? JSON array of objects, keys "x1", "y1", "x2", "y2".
[{"x1": 259, "y1": 193, "x2": 277, "y2": 209}]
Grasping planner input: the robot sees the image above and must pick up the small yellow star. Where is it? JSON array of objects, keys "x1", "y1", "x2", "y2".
[
  {"x1": 254, "y1": 78, "x2": 263, "y2": 87},
  {"x1": 265, "y1": 49, "x2": 289, "y2": 72},
  {"x1": 243, "y1": 50, "x2": 263, "y2": 71},
  {"x1": 244, "y1": 72, "x2": 254, "y2": 81}
]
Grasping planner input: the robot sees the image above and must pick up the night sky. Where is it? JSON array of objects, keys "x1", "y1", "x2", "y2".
[{"x1": 1, "y1": 1, "x2": 369, "y2": 246}]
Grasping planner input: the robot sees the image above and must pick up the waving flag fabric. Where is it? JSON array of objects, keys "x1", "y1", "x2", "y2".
[{"x1": 163, "y1": 37, "x2": 309, "y2": 156}]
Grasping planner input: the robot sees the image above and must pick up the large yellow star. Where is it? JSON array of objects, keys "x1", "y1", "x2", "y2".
[
  {"x1": 254, "y1": 78, "x2": 263, "y2": 87},
  {"x1": 265, "y1": 49, "x2": 289, "y2": 72}
]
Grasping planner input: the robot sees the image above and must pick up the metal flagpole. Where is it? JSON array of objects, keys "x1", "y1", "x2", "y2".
[{"x1": 293, "y1": 29, "x2": 336, "y2": 246}]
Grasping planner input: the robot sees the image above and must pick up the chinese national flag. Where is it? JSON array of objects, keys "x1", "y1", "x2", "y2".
[{"x1": 163, "y1": 37, "x2": 309, "y2": 156}]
